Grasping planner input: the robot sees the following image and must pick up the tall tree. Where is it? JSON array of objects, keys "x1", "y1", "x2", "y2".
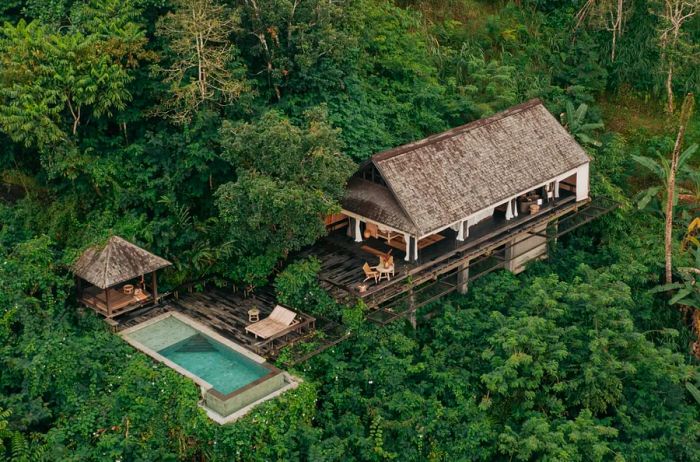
[
  {"x1": 154, "y1": 0, "x2": 247, "y2": 124},
  {"x1": 576, "y1": 0, "x2": 628, "y2": 61},
  {"x1": 655, "y1": 0, "x2": 698, "y2": 113},
  {"x1": 0, "y1": 20, "x2": 134, "y2": 150},
  {"x1": 215, "y1": 108, "x2": 354, "y2": 286},
  {"x1": 665, "y1": 93, "x2": 695, "y2": 283}
]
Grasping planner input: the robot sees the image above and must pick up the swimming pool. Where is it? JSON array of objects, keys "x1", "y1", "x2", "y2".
[{"x1": 121, "y1": 312, "x2": 297, "y2": 423}]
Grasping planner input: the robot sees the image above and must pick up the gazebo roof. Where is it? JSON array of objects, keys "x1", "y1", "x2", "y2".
[{"x1": 73, "y1": 236, "x2": 172, "y2": 289}]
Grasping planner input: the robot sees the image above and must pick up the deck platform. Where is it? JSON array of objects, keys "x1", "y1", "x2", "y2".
[
  {"x1": 302, "y1": 195, "x2": 618, "y2": 315},
  {"x1": 112, "y1": 287, "x2": 318, "y2": 357}
]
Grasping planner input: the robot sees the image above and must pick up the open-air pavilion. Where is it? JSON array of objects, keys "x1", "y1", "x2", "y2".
[
  {"x1": 72, "y1": 236, "x2": 172, "y2": 318},
  {"x1": 335, "y1": 99, "x2": 591, "y2": 264},
  {"x1": 310, "y1": 98, "x2": 611, "y2": 313}
]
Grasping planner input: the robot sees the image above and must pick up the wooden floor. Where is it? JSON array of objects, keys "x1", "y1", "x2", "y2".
[
  {"x1": 300, "y1": 194, "x2": 580, "y2": 308},
  {"x1": 81, "y1": 286, "x2": 152, "y2": 318},
  {"x1": 113, "y1": 287, "x2": 316, "y2": 357}
]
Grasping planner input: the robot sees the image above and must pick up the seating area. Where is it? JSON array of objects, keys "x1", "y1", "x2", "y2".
[
  {"x1": 73, "y1": 236, "x2": 171, "y2": 318},
  {"x1": 81, "y1": 285, "x2": 151, "y2": 315},
  {"x1": 362, "y1": 253, "x2": 396, "y2": 287}
]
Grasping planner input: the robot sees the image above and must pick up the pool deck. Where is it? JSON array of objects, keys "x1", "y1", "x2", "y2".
[
  {"x1": 121, "y1": 311, "x2": 301, "y2": 424},
  {"x1": 113, "y1": 287, "x2": 317, "y2": 357}
]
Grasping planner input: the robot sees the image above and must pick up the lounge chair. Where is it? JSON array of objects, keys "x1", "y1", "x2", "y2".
[
  {"x1": 245, "y1": 305, "x2": 298, "y2": 339},
  {"x1": 363, "y1": 262, "x2": 379, "y2": 284}
]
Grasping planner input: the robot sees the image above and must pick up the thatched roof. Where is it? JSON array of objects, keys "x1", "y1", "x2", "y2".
[
  {"x1": 73, "y1": 236, "x2": 172, "y2": 289},
  {"x1": 343, "y1": 177, "x2": 417, "y2": 233},
  {"x1": 342, "y1": 99, "x2": 590, "y2": 236}
]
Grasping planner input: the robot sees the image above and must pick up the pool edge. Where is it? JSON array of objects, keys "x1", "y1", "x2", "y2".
[
  {"x1": 120, "y1": 311, "x2": 298, "y2": 424},
  {"x1": 200, "y1": 373, "x2": 302, "y2": 425}
]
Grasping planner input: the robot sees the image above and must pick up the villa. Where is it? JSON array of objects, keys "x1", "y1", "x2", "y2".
[
  {"x1": 311, "y1": 99, "x2": 614, "y2": 323},
  {"x1": 70, "y1": 99, "x2": 615, "y2": 420}
]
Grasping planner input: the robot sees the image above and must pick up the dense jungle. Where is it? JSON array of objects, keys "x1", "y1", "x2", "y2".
[{"x1": 1, "y1": 0, "x2": 700, "y2": 460}]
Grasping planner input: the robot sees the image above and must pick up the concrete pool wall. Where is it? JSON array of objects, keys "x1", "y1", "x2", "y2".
[{"x1": 120, "y1": 311, "x2": 298, "y2": 424}]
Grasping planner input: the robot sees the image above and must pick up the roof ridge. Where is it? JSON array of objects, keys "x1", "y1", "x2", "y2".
[
  {"x1": 103, "y1": 236, "x2": 114, "y2": 289},
  {"x1": 372, "y1": 98, "x2": 543, "y2": 163}
]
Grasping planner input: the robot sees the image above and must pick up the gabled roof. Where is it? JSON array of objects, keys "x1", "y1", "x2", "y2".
[
  {"x1": 343, "y1": 177, "x2": 417, "y2": 234},
  {"x1": 73, "y1": 236, "x2": 172, "y2": 289},
  {"x1": 342, "y1": 99, "x2": 590, "y2": 236}
]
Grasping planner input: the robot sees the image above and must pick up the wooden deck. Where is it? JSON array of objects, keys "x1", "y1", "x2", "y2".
[
  {"x1": 81, "y1": 286, "x2": 153, "y2": 318},
  {"x1": 303, "y1": 193, "x2": 617, "y2": 311},
  {"x1": 112, "y1": 287, "x2": 317, "y2": 357}
]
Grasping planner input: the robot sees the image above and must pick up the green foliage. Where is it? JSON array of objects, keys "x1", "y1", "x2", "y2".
[
  {"x1": 275, "y1": 257, "x2": 341, "y2": 319},
  {"x1": 632, "y1": 142, "x2": 699, "y2": 211},
  {"x1": 0, "y1": 19, "x2": 136, "y2": 153},
  {"x1": 215, "y1": 108, "x2": 354, "y2": 285},
  {"x1": 562, "y1": 102, "x2": 605, "y2": 147},
  {"x1": 1, "y1": 0, "x2": 700, "y2": 460}
]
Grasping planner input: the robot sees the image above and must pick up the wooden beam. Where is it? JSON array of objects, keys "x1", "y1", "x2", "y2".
[{"x1": 152, "y1": 272, "x2": 158, "y2": 304}]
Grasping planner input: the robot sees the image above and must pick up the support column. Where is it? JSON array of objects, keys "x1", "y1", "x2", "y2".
[
  {"x1": 504, "y1": 238, "x2": 515, "y2": 273},
  {"x1": 152, "y1": 271, "x2": 158, "y2": 303},
  {"x1": 512, "y1": 198, "x2": 518, "y2": 217},
  {"x1": 505, "y1": 200, "x2": 513, "y2": 220},
  {"x1": 456, "y1": 221, "x2": 465, "y2": 241},
  {"x1": 404, "y1": 233, "x2": 411, "y2": 261},
  {"x1": 554, "y1": 180, "x2": 560, "y2": 199},
  {"x1": 413, "y1": 236, "x2": 419, "y2": 261},
  {"x1": 456, "y1": 260, "x2": 469, "y2": 294},
  {"x1": 408, "y1": 287, "x2": 416, "y2": 329},
  {"x1": 354, "y1": 218, "x2": 362, "y2": 243},
  {"x1": 105, "y1": 288, "x2": 111, "y2": 317}
]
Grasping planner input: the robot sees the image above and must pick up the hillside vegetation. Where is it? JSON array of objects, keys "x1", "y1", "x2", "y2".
[{"x1": 0, "y1": 0, "x2": 699, "y2": 460}]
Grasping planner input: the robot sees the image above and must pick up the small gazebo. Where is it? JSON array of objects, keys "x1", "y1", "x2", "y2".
[{"x1": 73, "y1": 236, "x2": 172, "y2": 318}]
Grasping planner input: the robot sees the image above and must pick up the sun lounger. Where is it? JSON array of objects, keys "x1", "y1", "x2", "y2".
[{"x1": 245, "y1": 305, "x2": 298, "y2": 339}]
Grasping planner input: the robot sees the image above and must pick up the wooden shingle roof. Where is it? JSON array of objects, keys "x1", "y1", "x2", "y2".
[
  {"x1": 343, "y1": 99, "x2": 590, "y2": 236},
  {"x1": 72, "y1": 236, "x2": 172, "y2": 289}
]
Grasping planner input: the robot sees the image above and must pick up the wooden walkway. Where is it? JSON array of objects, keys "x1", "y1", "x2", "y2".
[
  {"x1": 302, "y1": 195, "x2": 574, "y2": 306},
  {"x1": 304, "y1": 195, "x2": 618, "y2": 313}
]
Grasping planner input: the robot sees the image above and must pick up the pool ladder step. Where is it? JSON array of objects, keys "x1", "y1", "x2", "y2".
[{"x1": 177, "y1": 334, "x2": 217, "y2": 353}]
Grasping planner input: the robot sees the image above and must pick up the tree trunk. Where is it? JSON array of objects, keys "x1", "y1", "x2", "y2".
[
  {"x1": 665, "y1": 93, "x2": 695, "y2": 283},
  {"x1": 666, "y1": 63, "x2": 674, "y2": 114}
]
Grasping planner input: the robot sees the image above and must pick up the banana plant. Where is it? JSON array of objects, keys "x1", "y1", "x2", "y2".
[
  {"x1": 561, "y1": 102, "x2": 605, "y2": 147},
  {"x1": 650, "y1": 247, "x2": 700, "y2": 309},
  {"x1": 632, "y1": 143, "x2": 699, "y2": 210},
  {"x1": 688, "y1": 373, "x2": 700, "y2": 406}
]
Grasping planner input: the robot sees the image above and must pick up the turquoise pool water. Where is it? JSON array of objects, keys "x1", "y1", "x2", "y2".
[
  {"x1": 125, "y1": 315, "x2": 270, "y2": 395},
  {"x1": 159, "y1": 333, "x2": 269, "y2": 394}
]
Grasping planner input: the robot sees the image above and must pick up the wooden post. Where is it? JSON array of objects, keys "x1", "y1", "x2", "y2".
[
  {"x1": 152, "y1": 272, "x2": 158, "y2": 303},
  {"x1": 105, "y1": 288, "x2": 111, "y2": 317},
  {"x1": 76, "y1": 277, "x2": 82, "y2": 301},
  {"x1": 456, "y1": 261, "x2": 469, "y2": 294},
  {"x1": 408, "y1": 287, "x2": 416, "y2": 329}
]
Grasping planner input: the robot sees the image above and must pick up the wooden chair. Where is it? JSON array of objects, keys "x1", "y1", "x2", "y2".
[
  {"x1": 385, "y1": 255, "x2": 395, "y2": 276},
  {"x1": 363, "y1": 262, "x2": 379, "y2": 284}
]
